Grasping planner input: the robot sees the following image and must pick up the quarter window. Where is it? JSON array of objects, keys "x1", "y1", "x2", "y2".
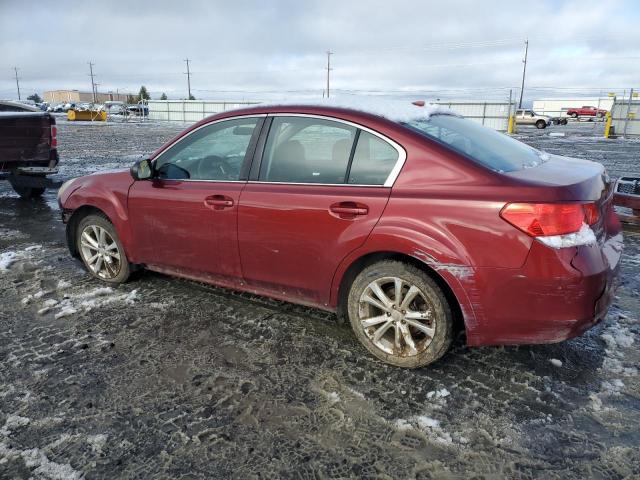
[
  {"x1": 260, "y1": 117, "x2": 356, "y2": 184},
  {"x1": 347, "y1": 131, "x2": 399, "y2": 185},
  {"x1": 155, "y1": 117, "x2": 259, "y2": 181}
]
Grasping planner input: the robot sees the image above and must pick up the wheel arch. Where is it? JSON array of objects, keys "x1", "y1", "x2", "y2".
[
  {"x1": 65, "y1": 205, "x2": 111, "y2": 257},
  {"x1": 335, "y1": 251, "x2": 468, "y2": 337}
]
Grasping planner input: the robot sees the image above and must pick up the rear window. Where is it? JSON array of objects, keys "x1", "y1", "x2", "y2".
[
  {"x1": 406, "y1": 114, "x2": 546, "y2": 173},
  {"x1": 347, "y1": 131, "x2": 399, "y2": 185}
]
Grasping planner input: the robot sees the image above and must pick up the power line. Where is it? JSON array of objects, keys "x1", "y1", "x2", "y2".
[
  {"x1": 326, "y1": 50, "x2": 333, "y2": 98},
  {"x1": 13, "y1": 67, "x2": 20, "y2": 100},
  {"x1": 518, "y1": 39, "x2": 528, "y2": 108},
  {"x1": 184, "y1": 58, "x2": 192, "y2": 99}
]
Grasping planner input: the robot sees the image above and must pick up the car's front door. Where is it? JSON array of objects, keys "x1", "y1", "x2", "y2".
[
  {"x1": 128, "y1": 116, "x2": 263, "y2": 283},
  {"x1": 237, "y1": 115, "x2": 404, "y2": 307}
]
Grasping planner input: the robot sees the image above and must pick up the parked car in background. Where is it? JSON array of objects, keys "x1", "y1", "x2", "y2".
[
  {"x1": 0, "y1": 100, "x2": 40, "y2": 112},
  {"x1": 127, "y1": 104, "x2": 149, "y2": 117},
  {"x1": 566, "y1": 106, "x2": 608, "y2": 118},
  {"x1": 58, "y1": 102, "x2": 622, "y2": 368},
  {"x1": 0, "y1": 110, "x2": 60, "y2": 198},
  {"x1": 514, "y1": 109, "x2": 554, "y2": 129}
]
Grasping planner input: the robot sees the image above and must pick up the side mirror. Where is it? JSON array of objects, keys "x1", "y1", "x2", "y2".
[{"x1": 131, "y1": 158, "x2": 153, "y2": 180}]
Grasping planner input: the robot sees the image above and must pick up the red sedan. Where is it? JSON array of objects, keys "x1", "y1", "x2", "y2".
[{"x1": 57, "y1": 103, "x2": 623, "y2": 368}]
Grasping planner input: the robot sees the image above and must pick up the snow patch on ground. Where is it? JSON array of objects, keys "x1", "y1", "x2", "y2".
[
  {"x1": 0, "y1": 442, "x2": 82, "y2": 480},
  {"x1": 0, "y1": 415, "x2": 30, "y2": 436},
  {"x1": 21, "y1": 284, "x2": 139, "y2": 320},
  {"x1": 0, "y1": 244, "x2": 43, "y2": 272},
  {"x1": 326, "y1": 391, "x2": 341, "y2": 404},
  {"x1": 550, "y1": 359, "x2": 563, "y2": 367},
  {"x1": 599, "y1": 314, "x2": 637, "y2": 377},
  {"x1": 392, "y1": 415, "x2": 453, "y2": 445},
  {"x1": 0, "y1": 228, "x2": 27, "y2": 240},
  {"x1": 588, "y1": 312, "x2": 637, "y2": 411},
  {"x1": 50, "y1": 287, "x2": 138, "y2": 319},
  {"x1": 426, "y1": 388, "x2": 451, "y2": 400},
  {"x1": 87, "y1": 433, "x2": 108, "y2": 453}
]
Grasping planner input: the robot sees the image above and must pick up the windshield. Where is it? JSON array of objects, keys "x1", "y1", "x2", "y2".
[{"x1": 406, "y1": 114, "x2": 546, "y2": 172}]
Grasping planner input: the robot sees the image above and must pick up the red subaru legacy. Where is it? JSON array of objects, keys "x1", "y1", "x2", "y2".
[{"x1": 58, "y1": 102, "x2": 623, "y2": 368}]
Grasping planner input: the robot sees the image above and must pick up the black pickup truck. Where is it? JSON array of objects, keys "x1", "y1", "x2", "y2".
[{"x1": 0, "y1": 111, "x2": 61, "y2": 198}]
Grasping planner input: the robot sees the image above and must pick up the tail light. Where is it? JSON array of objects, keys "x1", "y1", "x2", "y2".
[
  {"x1": 500, "y1": 202, "x2": 600, "y2": 248},
  {"x1": 50, "y1": 125, "x2": 58, "y2": 148}
]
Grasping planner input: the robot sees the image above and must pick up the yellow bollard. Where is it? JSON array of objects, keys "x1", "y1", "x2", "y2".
[
  {"x1": 507, "y1": 115, "x2": 516, "y2": 134},
  {"x1": 604, "y1": 112, "x2": 613, "y2": 138}
]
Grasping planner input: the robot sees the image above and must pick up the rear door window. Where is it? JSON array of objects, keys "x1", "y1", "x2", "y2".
[
  {"x1": 260, "y1": 116, "x2": 356, "y2": 184},
  {"x1": 347, "y1": 131, "x2": 399, "y2": 185}
]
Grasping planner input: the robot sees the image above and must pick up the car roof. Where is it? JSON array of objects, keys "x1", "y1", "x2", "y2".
[{"x1": 209, "y1": 99, "x2": 455, "y2": 125}]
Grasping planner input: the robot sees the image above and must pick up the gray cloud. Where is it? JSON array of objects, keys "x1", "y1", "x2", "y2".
[{"x1": 1, "y1": 0, "x2": 638, "y2": 101}]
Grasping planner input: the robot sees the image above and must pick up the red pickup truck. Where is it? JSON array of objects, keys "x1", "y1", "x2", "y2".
[{"x1": 566, "y1": 106, "x2": 608, "y2": 118}]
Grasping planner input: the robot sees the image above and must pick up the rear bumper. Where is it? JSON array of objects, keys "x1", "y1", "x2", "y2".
[{"x1": 465, "y1": 229, "x2": 623, "y2": 346}]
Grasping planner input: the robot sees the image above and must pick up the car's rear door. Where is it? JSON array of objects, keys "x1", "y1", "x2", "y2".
[
  {"x1": 128, "y1": 115, "x2": 263, "y2": 284},
  {"x1": 237, "y1": 114, "x2": 405, "y2": 307}
]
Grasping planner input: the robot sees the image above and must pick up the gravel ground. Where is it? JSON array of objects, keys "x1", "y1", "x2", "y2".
[{"x1": 1, "y1": 118, "x2": 639, "y2": 479}]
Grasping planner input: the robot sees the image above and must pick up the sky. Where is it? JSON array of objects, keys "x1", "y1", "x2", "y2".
[{"x1": 1, "y1": 0, "x2": 639, "y2": 103}]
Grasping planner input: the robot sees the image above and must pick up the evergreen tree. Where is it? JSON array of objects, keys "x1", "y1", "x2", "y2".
[
  {"x1": 138, "y1": 85, "x2": 150, "y2": 101},
  {"x1": 27, "y1": 93, "x2": 42, "y2": 103},
  {"x1": 160, "y1": 92, "x2": 167, "y2": 100},
  {"x1": 188, "y1": 94, "x2": 195, "y2": 100}
]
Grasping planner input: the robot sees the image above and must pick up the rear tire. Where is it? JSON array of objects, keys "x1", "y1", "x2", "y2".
[
  {"x1": 347, "y1": 261, "x2": 453, "y2": 368},
  {"x1": 570, "y1": 112, "x2": 578, "y2": 118},
  {"x1": 76, "y1": 214, "x2": 130, "y2": 283},
  {"x1": 561, "y1": 119, "x2": 568, "y2": 125},
  {"x1": 535, "y1": 120, "x2": 547, "y2": 129},
  {"x1": 9, "y1": 180, "x2": 45, "y2": 199}
]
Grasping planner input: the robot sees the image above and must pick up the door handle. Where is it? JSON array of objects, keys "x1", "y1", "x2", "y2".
[
  {"x1": 329, "y1": 202, "x2": 369, "y2": 218},
  {"x1": 204, "y1": 195, "x2": 234, "y2": 209}
]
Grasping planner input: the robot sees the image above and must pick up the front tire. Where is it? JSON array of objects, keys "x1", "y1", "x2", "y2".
[
  {"x1": 535, "y1": 120, "x2": 547, "y2": 129},
  {"x1": 76, "y1": 214, "x2": 130, "y2": 283},
  {"x1": 347, "y1": 261, "x2": 453, "y2": 368}
]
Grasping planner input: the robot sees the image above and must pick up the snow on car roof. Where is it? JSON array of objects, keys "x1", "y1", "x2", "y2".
[{"x1": 257, "y1": 97, "x2": 457, "y2": 123}]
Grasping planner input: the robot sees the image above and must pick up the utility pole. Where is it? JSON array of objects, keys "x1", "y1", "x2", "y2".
[
  {"x1": 326, "y1": 50, "x2": 333, "y2": 98},
  {"x1": 88, "y1": 62, "x2": 96, "y2": 103},
  {"x1": 184, "y1": 58, "x2": 192, "y2": 99},
  {"x1": 518, "y1": 39, "x2": 528, "y2": 109},
  {"x1": 13, "y1": 67, "x2": 21, "y2": 100}
]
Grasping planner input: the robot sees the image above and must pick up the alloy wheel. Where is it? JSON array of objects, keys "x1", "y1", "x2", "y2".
[
  {"x1": 358, "y1": 276, "x2": 436, "y2": 357},
  {"x1": 79, "y1": 225, "x2": 122, "y2": 279}
]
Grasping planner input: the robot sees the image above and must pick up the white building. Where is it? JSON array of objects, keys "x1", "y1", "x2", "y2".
[{"x1": 532, "y1": 98, "x2": 614, "y2": 117}]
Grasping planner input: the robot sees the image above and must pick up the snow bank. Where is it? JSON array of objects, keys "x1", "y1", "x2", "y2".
[{"x1": 257, "y1": 97, "x2": 457, "y2": 123}]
